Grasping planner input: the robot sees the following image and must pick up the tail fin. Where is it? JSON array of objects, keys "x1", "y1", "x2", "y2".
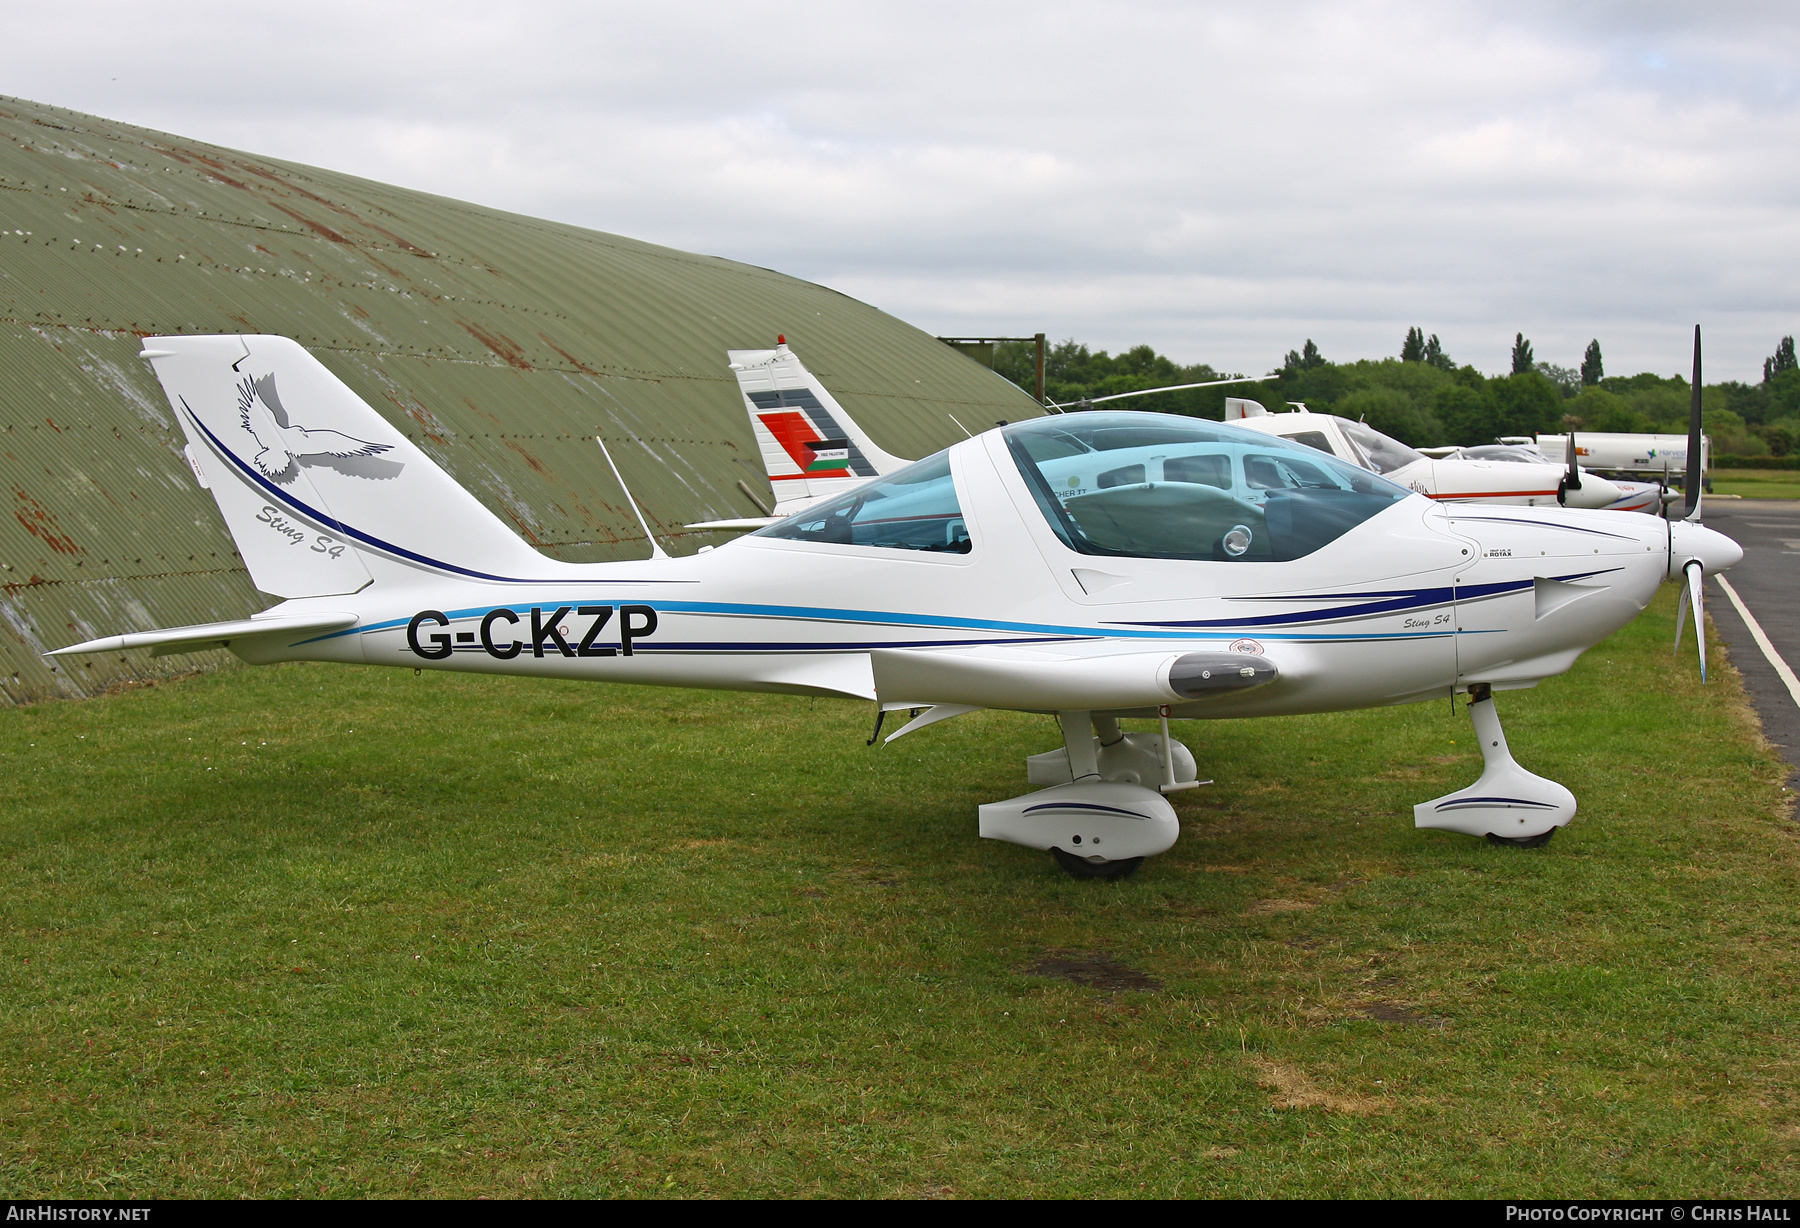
[
  {"x1": 142, "y1": 334, "x2": 554, "y2": 595},
  {"x1": 728, "y1": 338, "x2": 907, "y2": 514}
]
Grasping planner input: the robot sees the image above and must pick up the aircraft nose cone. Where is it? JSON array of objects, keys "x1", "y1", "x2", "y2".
[
  {"x1": 1671, "y1": 521, "x2": 1743, "y2": 576},
  {"x1": 1566, "y1": 473, "x2": 1623, "y2": 509}
]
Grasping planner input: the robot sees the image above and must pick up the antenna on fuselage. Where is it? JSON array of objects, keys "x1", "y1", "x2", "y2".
[{"x1": 596, "y1": 434, "x2": 670, "y2": 561}]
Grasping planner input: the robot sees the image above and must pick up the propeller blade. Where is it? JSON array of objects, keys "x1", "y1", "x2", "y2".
[
  {"x1": 1685, "y1": 325, "x2": 1704, "y2": 520},
  {"x1": 1673, "y1": 572, "x2": 1689, "y2": 656},
  {"x1": 1686, "y1": 561, "x2": 1707, "y2": 683},
  {"x1": 1557, "y1": 432, "x2": 1581, "y2": 504}
]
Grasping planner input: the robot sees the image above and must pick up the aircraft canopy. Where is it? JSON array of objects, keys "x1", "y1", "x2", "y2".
[{"x1": 1004, "y1": 412, "x2": 1410, "y2": 563}]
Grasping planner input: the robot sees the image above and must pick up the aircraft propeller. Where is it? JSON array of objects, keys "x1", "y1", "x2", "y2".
[
  {"x1": 1669, "y1": 324, "x2": 1709, "y2": 682},
  {"x1": 1684, "y1": 323, "x2": 1705, "y2": 520},
  {"x1": 1556, "y1": 432, "x2": 1582, "y2": 505}
]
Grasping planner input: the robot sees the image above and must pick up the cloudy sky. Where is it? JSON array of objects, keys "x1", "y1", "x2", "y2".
[{"x1": 7, "y1": 1, "x2": 1799, "y2": 380}]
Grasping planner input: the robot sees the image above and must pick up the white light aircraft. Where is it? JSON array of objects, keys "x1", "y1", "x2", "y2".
[
  {"x1": 50, "y1": 332, "x2": 1740, "y2": 878},
  {"x1": 1425, "y1": 435, "x2": 1706, "y2": 509}
]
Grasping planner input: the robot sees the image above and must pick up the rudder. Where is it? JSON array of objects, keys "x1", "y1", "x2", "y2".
[
  {"x1": 727, "y1": 338, "x2": 906, "y2": 514},
  {"x1": 144, "y1": 334, "x2": 556, "y2": 595}
]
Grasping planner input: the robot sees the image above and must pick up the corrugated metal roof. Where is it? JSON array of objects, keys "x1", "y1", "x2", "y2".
[{"x1": 0, "y1": 95, "x2": 1042, "y2": 705}]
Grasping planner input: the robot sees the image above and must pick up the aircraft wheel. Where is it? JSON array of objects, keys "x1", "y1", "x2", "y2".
[
  {"x1": 1052, "y1": 848, "x2": 1145, "y2": 881},
  {"x1": 1486, "y1": 828, "x2": 1558, "y2": 849}
]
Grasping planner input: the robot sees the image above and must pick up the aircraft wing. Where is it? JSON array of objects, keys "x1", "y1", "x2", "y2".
[{"x1": 48, "y1": 612, "x2": 357, "y2": 658}]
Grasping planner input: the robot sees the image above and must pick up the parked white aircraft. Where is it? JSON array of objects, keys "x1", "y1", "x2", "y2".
[
  {"x1": 1422, "y1": 436, "x2": 1704, "y2": 508},
  {"x1": 1220, "y1": 401, "x2": 1667, "y2": 514},
  {"x1": 50, "y1": 334, "x2": 1741, "y2": 878}
]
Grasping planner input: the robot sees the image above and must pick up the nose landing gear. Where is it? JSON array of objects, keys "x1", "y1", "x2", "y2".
[{"x1": 1414, "y1": 683, "x2": 1575, "y2": 846}]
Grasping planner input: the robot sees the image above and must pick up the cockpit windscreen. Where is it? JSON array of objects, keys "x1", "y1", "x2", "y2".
[
  {"x1": 1004, "y1": 412, "x2": 1411, "y2": 562},
  {"x1": 1337, "y1": 419, "x2": 1425, "y2": 475},
  {"x1": 752, "y1": 450, "x2": 971, "y2": 553}
]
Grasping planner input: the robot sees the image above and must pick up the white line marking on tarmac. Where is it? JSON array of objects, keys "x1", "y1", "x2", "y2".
[{"x1": 1716, "y1": 574, "x2": 1800, "y2": 709}]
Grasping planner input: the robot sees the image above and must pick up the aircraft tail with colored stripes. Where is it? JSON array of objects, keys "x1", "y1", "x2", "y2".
[{"x1": 727, "y1": 339, "x2": 907, "y2": 517}]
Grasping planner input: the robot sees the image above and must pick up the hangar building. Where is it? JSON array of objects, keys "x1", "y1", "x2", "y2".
[{"x1": 0, "y1": 96, "x2": 1041, "y2": 705}]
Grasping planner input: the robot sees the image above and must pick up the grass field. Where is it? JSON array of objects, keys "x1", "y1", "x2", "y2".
[
  {"x1": 2, "y1": 585, "x2": 1796, "y2": 1198},
  {"x1": 1713, "y1": 470, "x2": 1800, "y2": 500}
]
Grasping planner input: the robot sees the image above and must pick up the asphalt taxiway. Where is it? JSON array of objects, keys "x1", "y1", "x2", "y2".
[{"x1": 1701, "y1": 499, "x2": 1800, "y2": 782}]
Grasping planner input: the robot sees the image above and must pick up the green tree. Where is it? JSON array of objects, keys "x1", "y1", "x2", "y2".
[
  {"x1": 1753, "y1": 420, "x2": 1800, "y2": 456},
  {"x1": 1338, "y1": 386, "x2": 1443, "y2": 444},
  {"x1": 1283, "y1": 339, "x2": 1325, "y2": 372},
  {"x1": 1711, "y1": 380, "x2": 1770, "y2": 426},
  {"x1": 1400, "y1": 327, "x2": 1425, "y2": 363},
  {"x1": 1493, "y1": 372, "x2": 1559, "y2": 437},
  {"x1": 1569, "y1": 387, "x2": 1643, "y2": 433},
  {"x1": 1538, "y1": 363, "x2": 1581, "y2": 396},
  {"x1": 998, "y1": 332, "x2": 1788, "y2": 451},
  {"x1": 1771, "y1": 367, "x2": 1800, "y2": 419},
  {"x1": 1434, "y1": 379, "x2": 1499, "y2": 446},
  {"x1": 1002, "y1": 339, "x2": 1234, "y2": 417},
  {"x1": 1703, "y1": 407, "x2": 1765, "y2": 456},
  {"x1": 1269, "y1": 351, "x2": 1348, "y2": 410},
  {"x1": 1511, "y1": 333, "x2": 1535, "y2": 375},
  {"x1": 1766, "y1": 336, "x2": 1797, "y2": 383},
  {"x1": 1580, "y1": 340, "x2": 1603, "y2": 386}
]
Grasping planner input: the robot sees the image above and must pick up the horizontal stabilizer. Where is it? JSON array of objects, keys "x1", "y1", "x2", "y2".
[{"x1": 48, "y1": 612, "x2": 357, "y2": 658}]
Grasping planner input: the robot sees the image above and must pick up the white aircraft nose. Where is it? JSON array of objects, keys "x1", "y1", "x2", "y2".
[{"x1": 1670, "y1": 521, "x2": 1743, "y2": 577}]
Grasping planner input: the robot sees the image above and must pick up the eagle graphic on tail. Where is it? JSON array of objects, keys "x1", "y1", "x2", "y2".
[{"x1": 237, "y1": 374, "x2": 393, "y2": 482}]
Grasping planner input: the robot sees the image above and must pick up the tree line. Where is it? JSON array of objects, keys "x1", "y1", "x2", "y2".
[{"x1": 992, "y1": 331, "x2": 1800, "y2": 456}]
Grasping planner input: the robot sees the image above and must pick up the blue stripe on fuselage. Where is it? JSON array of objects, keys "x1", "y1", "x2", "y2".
[
  {"x1": 296, "y1": 594, "x2": 1477, "y2": 650},
  {"x1": 1113, "y1": 568, "x2": 1618, "y2": 629}
]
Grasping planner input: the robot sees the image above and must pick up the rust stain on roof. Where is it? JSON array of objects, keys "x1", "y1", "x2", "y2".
[
  {"x1": 14, "y1": 489, "x2": 81, "y2": 555},
  {"x1": 540, "y1": 335, "x2": 601, "y2": 377},
  {"x1": 501, "y1": 437, "x2": 553, "y2": 478},
  {"x1": 363, "y1": 222, "x2": 433, "y2": 258},
  {"x1": 267, "y1": 200, "x2": 349, "y2": 245},
  {"x1": 460, "y1": 322, "x2": 533, "y2": 370}
]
